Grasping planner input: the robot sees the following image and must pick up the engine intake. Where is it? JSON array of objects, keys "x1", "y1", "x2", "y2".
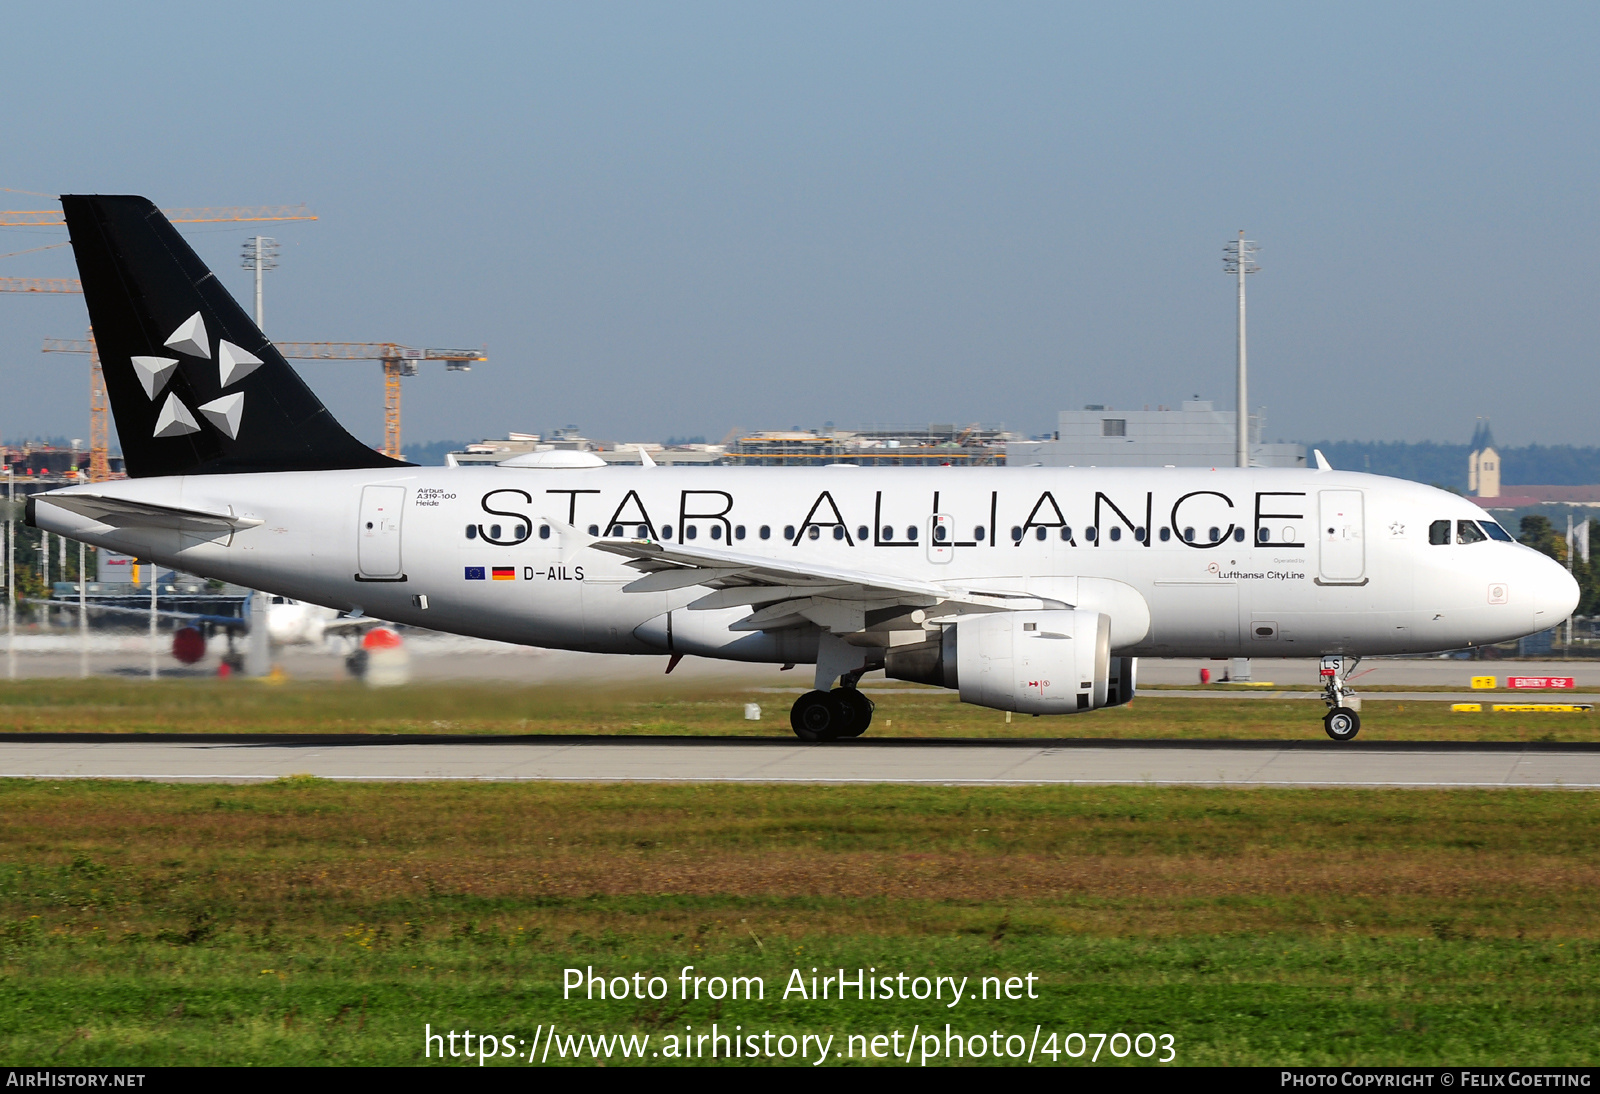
[{"x1": 885, "y1": 609, "x2": 1135, "y2": 715}]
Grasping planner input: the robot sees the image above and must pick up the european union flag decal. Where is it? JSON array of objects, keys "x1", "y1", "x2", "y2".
[{"x1": 464, "y1": 566, "x2": 486, "y2": 580}]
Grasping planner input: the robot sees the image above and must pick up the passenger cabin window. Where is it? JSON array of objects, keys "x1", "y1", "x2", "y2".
[
  {"x1": 539, "y1": 525, "x2": 551, "y2": 539},
  {"x1": 735, "y1": 525, "x2": 746, "y2": 540},
  {"x1": 1102, "y1": 418, "x2": 1126, "y2": 437},
  {"x1": 1160, "y1": 527, "x2": 1172, "y2": 541},
  {"x1": 1457, "y1": 520, "x2": 1488, "y2": 545},
  {"x1": 759, "y1": 525, "x2": 771, "y2": 540},
  {"x1": 1480, "y1": 520, "x2": 1514, "y2": 542},
  {"x1": 784, "y1": 525, "x2": 795, "y2": 540},
  {"x1": 1059, "y1": 526, "x2": 1071, "y2": 541},
  {"x1": 465, "y1": 525, "x2": 477, "y2": 539},
  {"x1": 1429, "y1": 520, "x2": 1452, "y2": 545}
]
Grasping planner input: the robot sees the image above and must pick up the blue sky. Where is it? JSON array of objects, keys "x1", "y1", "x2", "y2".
[{"x1": 2, "y1": 2, "x2": 1595, "y2": 450}]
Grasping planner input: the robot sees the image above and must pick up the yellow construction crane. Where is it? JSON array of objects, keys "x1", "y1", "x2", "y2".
[
  {"x1": 40, "y1": 334, "x2": 109, "y2": 481},
  {"x1": 20, "y1": 277, "x2": 481, "y2": 463},
  {"x1": 0, "y1": 277, "x2": 81, "y2": 293},
  {"x1": 42, "y1": 335, "x2": 485, "y2": 465},
  {"x1": 0, "y1": 204, "x2": 317, "y2": 227},
  {"x1": 273, "y1": 344, "x2": 485, "y2": 458},
  {"x1": 8, "y1": 202, "x2": 482, "y2": 463}
]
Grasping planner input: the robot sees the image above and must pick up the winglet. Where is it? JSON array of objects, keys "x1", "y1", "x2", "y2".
[
  {"x1": 1313, "y1": 449, "x2": 1333, "y2": 471},
  {"x1": 637, "y1": 445, "x2": 656, "y2": 468}
]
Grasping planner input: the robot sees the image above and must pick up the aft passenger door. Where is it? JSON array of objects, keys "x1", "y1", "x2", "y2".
[
  {"x1": 1317, "y1": 490, "x2": 1365, "y2": 583},
  {"x1": 357, "y1": 485, "x2": 406, "y2": 580}
]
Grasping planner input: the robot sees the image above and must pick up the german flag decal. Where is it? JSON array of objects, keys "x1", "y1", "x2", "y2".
[{"x1": 492, "y1": 567, "x2": 516, "y2": 581}]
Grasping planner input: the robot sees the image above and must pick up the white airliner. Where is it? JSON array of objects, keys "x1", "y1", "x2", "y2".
[{"x1": 27, "y1": 196, "x2": 1578, "y2": 741}]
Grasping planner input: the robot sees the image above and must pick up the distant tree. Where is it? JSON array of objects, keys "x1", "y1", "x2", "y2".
[
  {"x1": 1587, "y1": 519, "x2": 1600, "y2": 617},
  {"x1": 1519, "y1": 514, "x2": 1600, "y2": 618},
  {"x1": 1302, "y1": 441, "x2": 1600, "y2": 490},
  {"x1": 1518, "y1": 515, "x2": 1565, "y2": 562}
]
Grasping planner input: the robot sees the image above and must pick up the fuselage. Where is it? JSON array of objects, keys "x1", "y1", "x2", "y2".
[{"x1": 33, "y1": 464, "x2": 1578, "y2": 664}]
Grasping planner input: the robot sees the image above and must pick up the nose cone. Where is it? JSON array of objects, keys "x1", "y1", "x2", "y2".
[{"x1": 1532, "y1": 554, "x2": 1581, "y2": 629}]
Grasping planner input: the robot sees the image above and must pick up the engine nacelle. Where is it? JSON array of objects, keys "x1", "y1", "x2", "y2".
[{"x1": 886, "y1": 609, "x2": 1135, "y2": 715}]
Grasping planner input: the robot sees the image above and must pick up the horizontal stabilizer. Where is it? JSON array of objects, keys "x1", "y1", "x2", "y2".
[{"x1": 36, "y1": 492, "x2": 263, "y2": 534}]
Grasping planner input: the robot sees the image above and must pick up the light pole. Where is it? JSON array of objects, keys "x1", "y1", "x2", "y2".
[
  {"x1": 148, "y1": 559, "x2": 158, "y2": 680},
  {"x1": 1223, "y1": 231, "x2": 1259, "y2": 469},
  {"x1": 239, "y1": 235, "x2": 278, "y2": 677},
  {"x1": 241, "y1": 236, "x2": 278, "y2": 331},
  {"x1": 78, "y1": 539, "x2": 87, "y2": 679},
  {"x1": 6, "y1": 464, "x2": 14, "y2": 680}
]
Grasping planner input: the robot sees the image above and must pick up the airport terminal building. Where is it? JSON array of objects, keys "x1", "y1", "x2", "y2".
[{"x1": 1007, "y1": 400, "x2": 1306, "y2": 468}]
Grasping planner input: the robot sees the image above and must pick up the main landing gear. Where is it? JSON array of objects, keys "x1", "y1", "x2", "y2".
[
  {"x1": 790, "y1": 683, "x2": 875, "y2": 741},
  {"x1": 1320, "y1": 654, "x2": 1362, "y2": 741}
]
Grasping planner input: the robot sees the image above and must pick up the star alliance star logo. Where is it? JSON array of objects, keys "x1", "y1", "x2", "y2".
[
  {"x1": 134, "y1": 311, "x2": 260, "y2": 441},
  {"x1": 1389, "y1": 521, "x2": 1406, "y2": 538}
]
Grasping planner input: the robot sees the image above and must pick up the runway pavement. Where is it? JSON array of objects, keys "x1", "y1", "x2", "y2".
[{"x1": 2, "y1": 735, "x2": 1598, "y2": 789}]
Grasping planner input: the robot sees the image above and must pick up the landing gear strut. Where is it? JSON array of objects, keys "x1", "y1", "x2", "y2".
[
  {"x1": 1319, "y1": 655, "x2": 1362, "y2": 741},
  {"x1": 790, "y1": 675, "x2": 875, "y2": 742}
]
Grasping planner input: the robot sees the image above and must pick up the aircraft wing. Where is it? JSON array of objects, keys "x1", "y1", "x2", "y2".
[
  {"x1": 588, "y1": 537, "x2": 1062, "y2": 636},
  {"x1": 591, "y1": 538, "x2": 951, "y2": 600},
  {"x1": 25, "y1": 600, "x2": 246, "y2": 629},
  {"x1": 38, "y1": 493, "x2": 263, "y2": 534},
  {"x1": 321, "y1": 615, "x2": 389, "y2": 633}
]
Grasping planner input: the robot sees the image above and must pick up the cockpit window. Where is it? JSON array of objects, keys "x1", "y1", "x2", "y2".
[
  {"x1": 1479, "y1": 520, "x2": 1514, "y2": 542},
  {"x1": 1429, "y1": 519, "x2": 1452, "y2": 545},
  {"x1": 1457, "y1": 519, "x2": 1488, "y2": 545}
]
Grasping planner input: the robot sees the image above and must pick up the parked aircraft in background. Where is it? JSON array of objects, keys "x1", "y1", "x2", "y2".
[
  {"x1": 33, "y1": 590, "x2": 378, "y2": 665},
  {"x1": 28, "y1": 196, "x2": 1579, "y2": 740}
]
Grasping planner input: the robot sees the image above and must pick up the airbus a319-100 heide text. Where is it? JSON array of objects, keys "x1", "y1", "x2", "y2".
[{"x1": 28, "y1": 196, "x2": 1578, "y2": 741}]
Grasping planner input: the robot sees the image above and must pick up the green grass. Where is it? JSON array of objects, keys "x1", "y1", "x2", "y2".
[
  {"x1": 1, "y1": 779, "x2": 1596, "y2": 1065},
  {"x1": 0, "y1": 678, "x2": 1596, "y2": 741}
]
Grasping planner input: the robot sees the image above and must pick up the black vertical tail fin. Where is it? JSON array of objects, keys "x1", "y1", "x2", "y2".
[{"x1": 61, "y1": 194, "x2": 404, "y2": 477}]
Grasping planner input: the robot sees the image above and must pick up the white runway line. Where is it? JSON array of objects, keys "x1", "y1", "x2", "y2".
[{"x1": 1, "y1": 740, "x2": 1598, "y2": 789}]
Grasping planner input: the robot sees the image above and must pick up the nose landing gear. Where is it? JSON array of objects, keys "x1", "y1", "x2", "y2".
[
  {"x1": 789, "y1": 683, "x2": 875, "y2": 741},
  {"x1": 1320, "y1": 655, "x2": 1362, "y2": 741}
]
